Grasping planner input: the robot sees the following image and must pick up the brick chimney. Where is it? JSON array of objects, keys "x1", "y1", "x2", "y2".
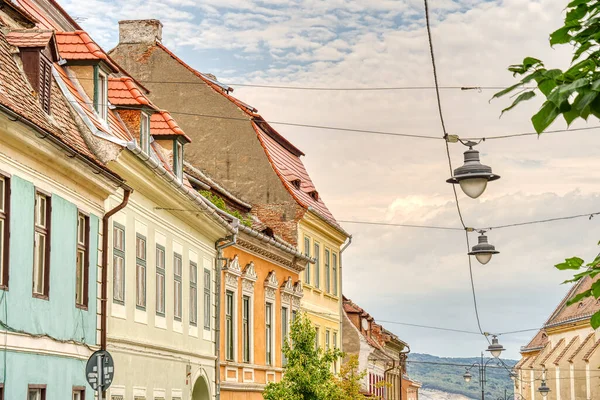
[{"x1": 118, "y1": 19, "x2": 162, "y2": 44}]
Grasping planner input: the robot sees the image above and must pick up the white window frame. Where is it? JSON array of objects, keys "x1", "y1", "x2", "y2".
[
  {"x1": 281, "y1": 305, "x2": 290, "y2": 366},
  {"x1": 140, "y1": 112, "x2": 150, "y2": 153},
  {"x1": 0, "y1": 175, "x2": 9, "y2": 289},
  {"x1": 225, "y1": 289, "x2": 235, "y2": 361},
  {"x1": 75, "y1": 213, "x2": 89, "y2": 308},
  {"x1": 242, "y1": 294, "x2": 251, "y2": 363},
  {"x1": 332, "y1": 252, "x2": 338, "y2": 296},
  {"x1": 174, "y1": 140, "x2": 184, "y2": 182},
  {"x1": 190, "y1": 261, "x2": 198, "y2": 326},
  {"x1": 314, "y1": 242, "x2": 320, "y2": 289},
  {"x1": 96, "y1": 69, "x2": 108, "y2": 121},
  {"x1": 136, "y1": 234, "x2": 147, "y2": 310},
  {"x1": 112, "y1": 223, "x2": 125, "y2": 304},
  {"x1": 156, "y1": 245, "x2": 166, "y2": 316},
  {"x1": 174, "y1": 253, "x2": 183, "y2": 321},
  {"x1": 304, "y1": 236, "x2": 310, "y2": 284},
  {"x1": 33, "y1": 191, "x2": 50, "y2": 298},
  {"x1": 265, "y1": 301, "x2": 274, "y2": 366},
  {"x1": 203, "y1": 268, "x2": 211, "y2": 330}
]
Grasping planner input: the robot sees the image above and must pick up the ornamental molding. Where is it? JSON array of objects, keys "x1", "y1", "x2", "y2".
[
  {"x1": 236, "y1": 237, "x2": 305, "y2": 273},
  {"x1": 242, "y1": 279, "x2": 255, "y2": 294},
  {"x1": 281, "y1": 277, "x2": 295, "y2": 295},
  {"x1": 264, "y1": 270, "x2": 279, "y2": 301},
  {"x1": 242, "y1": 262, "x2": 258, "y2": 282},
  {"x1": 223, "y1": 255, "x2": 242, "y2": 276},
  {"x1": 293, "y1": 281, "x2": 304, "y2": 298},
  {"x1": 225, "y1": 273, "x2": 239, "y2": 290}
]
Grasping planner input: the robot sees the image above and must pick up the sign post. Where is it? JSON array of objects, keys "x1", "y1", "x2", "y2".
[{"x1": 86, "y1": 350, "x2": 115, "y2": 399}]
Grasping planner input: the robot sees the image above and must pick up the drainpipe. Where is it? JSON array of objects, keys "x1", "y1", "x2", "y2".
[
  {"x1": 384, "y1": 360, "x2": 396, "y2": 399},
  {"x1": 399, "y1": 345, "x2": 411, "y2": 400},
  {"x1": 215, "y1": 234, "x2": 237, "y2": 400},
  {"x1": 101, "y1": 188, "x2": 131, "y2": 351},
  {"x1": 339, "y1": 235, "x2": 352, "y2": 367}
]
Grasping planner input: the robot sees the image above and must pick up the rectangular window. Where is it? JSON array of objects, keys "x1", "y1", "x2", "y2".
[
  {"x1": 140, "y1": 112, "x2": 150, "y2": 153},
  {"x1": 33, "y1": 192, "x2": 50, "y2": 298},
  {"x1": 156, "y1": 245, "x2": 165, "y2": 316},
  {"x1": 332, "y1": 253, "x2": 338, "y2": 296},
  {"x1": 112, "y1": 223, "x2": 125, "y2": 304},
  {"x1": 28, "y1": 385, "x2": 46, "y2": 400},
  {"x1": 225, "y1": 290, "x2": 234, "y2": 361},
  {"x1": 242, "y1": 295, "x2": 250, "y2": 363},
  {"x1": 203, "y1": 268, "x2": 211, "y2": 330},
  {"x1": 314, "y1": 242, "x2": 320, "y2": 289},
  {"x1": 72, "y1": 387, "x2": 85, "y2": 400},
  {"x1": 325, "y1": 249, "x2": 330, "y2": 293},
  {"x1": 325, "y1": 330, "x2": 330, "y2": 350},
  {"x1": 0, "y1": 175, "x2": 10, "y2": 289},
  {"x1": 135, "y1": 234, "x2": 146, "y2": 310},
  {"x1": 315, "y1": 327, "x2": 320, "y2": 350},
  {"x1": 304, "y1": 236, "x2": 310, "y2": 284},
  {"x1": 266, "y1": 302, "x2": 273, "y2": 365},
  {"x1": 95, "y1": 69, "x2": 108, "y2": 120},
  {"x1": 174, "y1": 140, "x2": 184, "y2": 181},
  {"x1": 333, "y1": 331, "x2": 338, "y2": 370},
  {"x1": 292, "y1": 309, "x2": 297, "y2": 322},
  {"x1": 75, "y1": 213, "x2": 89, "y2": 308},
  {"x1": 190, "y1": 262, "x2": 198, "y2": 326},
  {"x1": 282, "y1": 306, "x2": 289, "y2": 366},
  {"x1": 174, "y1": 253, "x2": 182, "y2": 320}
]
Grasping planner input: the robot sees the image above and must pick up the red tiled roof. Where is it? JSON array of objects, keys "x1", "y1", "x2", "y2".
[
  {"x1": 545, "y1": 275, "x2": 600, "y2": 328},
  {"x1": 6, "y1": 29, "x2": 53, "y2": 48},
  {"x1": 252, "y1": 121, "x2": 341, "y2": 229},
  {"x1": 554, "y1": 336, "x2": 578, "y2": 365},
  {"x1": 568, "y1": 333, "x2": 594, "y2": 363},
  {"x1": 514, "y1": 356, "x2": 530, "y2": 370},
  {"x1": 14, "y1": 0, "x2": 60, "y2": 30},
  {"x1": 108, "y1": 77, "x2": 151, "y2": 106},
  {"x1": 527, "y1": 345, "x2": 548, "y2": 368},
  {"x1": 55, "y1": 31, "x2": 118, "y2": 72},
  {"x1": 0, "y1": 31, "x2": 115, "y2": 174},
  {"x1": 151, "y1": 111, "x2": 191, "y2": 142},
  {"x1": 522, "y1": 330, "x2": 549, "y2": 353}
]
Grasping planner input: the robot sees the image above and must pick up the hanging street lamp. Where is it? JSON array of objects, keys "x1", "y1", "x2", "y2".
[
  {"x1": 447, "y1": 141, "x2": 500, "y2": 199},
  {"x1": 463, "y1": 371, "x2": 473, "y2": 383},
  {"x1": 469, "y1": 231, "x2": 500, "y2": 265},
  {"x1": 486, "y1": 335, "x2": 505, "y2": 358},
  {"x1": 538, "y1": 380, "x2": 550, "y2": 399}
]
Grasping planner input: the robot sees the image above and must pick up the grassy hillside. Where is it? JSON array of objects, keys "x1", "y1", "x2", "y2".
[{"x1": 407, "y1": 353, "x2": 517, "y2": 399}]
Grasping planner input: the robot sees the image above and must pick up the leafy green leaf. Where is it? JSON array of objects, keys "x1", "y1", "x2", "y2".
[
  {"x1": 563, "y1": 108, "x2": 579, "y2": 125},
  {"x1": 550, "y1": 25, "x2": 576, "y2": 46},
  {"x1": 591, "y1": 312, "x2": 600, "y2": 329},
  {"x1": 572, "y1": 89, "x2": 598, "y2": 112},
  {"x1": 564, "y1": 59, "x2": 595, "y2": 80},
  {"x1": 491, "y1": 82, "x2": 525, "y2": 100},
  {"x1": 555, "y1": 256, "x2": 585, "y2": 270},
  {"x1": 532, "y1": 101, "x2": 560, "y2": 133},
  {"x1": 573, "y1": 41, "x2": 593, "y2": 62},
  {"x1": 566, "y1": 4, "x2": 589, "y2": 23},
  {"x1": 568, "y1": 0, "x2": 591, "y2": 7},
  {"x1": 523, "y1": 57, "x2": 543, "y2": 69},
  {"x1": 566, "y1": 289, "x2": 592, "y2": 305},
  {"x1": 501, "y1": 91, "x2": 536, "y2": 115},
  {"x1": 592, "y1": 281, "x2": 600, "y2": 298}
]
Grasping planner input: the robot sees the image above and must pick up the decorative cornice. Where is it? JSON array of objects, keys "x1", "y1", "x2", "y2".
[
  {"x1": 236, "y1": 237, "x2": 304, "y2": 273},
  {"x1": 265, "y1": 270, "x2": 279, "y2": 290},
  {"x1": 281, "y1": 277, "x2": 295, "y2": 295},
  {"x1": 242, "y1": 262, "x2": 258, "y2": 282},
  {"x1": 224, "y1": 255, "x2": 242, "y2": 276},
  {"x1": 293, "y1": 281, "x2": 304, "y2": 298}
]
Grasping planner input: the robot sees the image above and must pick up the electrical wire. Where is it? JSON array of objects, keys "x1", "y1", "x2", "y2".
[
  {"x1": 376, "y1": 320, "x2": 482, "y2": 335},
  {"x1": 484, "y1": 211, "x2": 600, "y2": 231},
  {"x1": 337, "y1": 220, "x2": 463, "y2": 231}
]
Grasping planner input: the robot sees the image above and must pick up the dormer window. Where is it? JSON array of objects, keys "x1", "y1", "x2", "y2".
[
  {"x1": 174, "y1": 139, "x2": 184, "y2": 182},
  {"x1": 291, "y1": 179, "x2": 301, "y2": 190},
  {"x1": 140, "y1": 112, "x2": 150, "y2": 153},
  {"x1": 309, "y1": 190, "x2": 319, "y2": 201},
  {"x1": 94, "y1": 66, "x2": 108, "y2": 120}
]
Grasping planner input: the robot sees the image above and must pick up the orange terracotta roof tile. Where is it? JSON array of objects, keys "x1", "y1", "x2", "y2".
[
  {"x1": 522, "y1": 330, "x2": 549, "y2": 353},
  {"x1": 514, "y1": 356, "x2": 530, "y2": 370},
  {"x1": 108, "y1": 76, "x2": 152, "y2": 106},
  {"x1": 545, "y1": 275, "x2": 600, "y2": 328},
  {"x1": 252, "y1": 121, "x2": 343, "y2": 231},
  {"x1": 554, "y1": 336, "x2": 578, "y2": 365},
  {"x1": 55, "y1": 31, "x2": 118, "y2": 72},
  {"x1": 568, "y1": 333, "x2": 594, "y2": 363},
  {"x1": 13, "y1": 0, "x2": 60, "y2": 30},
  {"x1": 527, "y1": 345, "x2": 548, "y2": 368},
  {"x1": 540, "y1": 338, "x2": 564, "y2": 366},
  {"x1": 150, "y1": 111, "x2": 191, "y2": 142},
  {"x1": 583, "y1": 337, "x2": 600, "y2": 361},
  {"x1": 6, "y1": 29, "x2": 53, "y2": 48}
]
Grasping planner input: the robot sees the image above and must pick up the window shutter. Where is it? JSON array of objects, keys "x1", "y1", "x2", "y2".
[{"x1": 39, "y1": 56, "x2": 52, "y2": 113}]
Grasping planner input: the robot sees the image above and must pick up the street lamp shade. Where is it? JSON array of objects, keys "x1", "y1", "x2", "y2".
[
  {"x1": 468, "y1": 233, "x2": 499, "y2": 265},
  {"x1": 463, "y1": 370, "x2": 472, "y2": 383},
  {"x1": 446, "y1": 145, "x2": 500, "y2": 199},
  {"x1": 538, "y1": 380, "x2": 550, "y2": 398},
  {"x1": 486, "y1": 335, "x2": 505, "y2": 358}
]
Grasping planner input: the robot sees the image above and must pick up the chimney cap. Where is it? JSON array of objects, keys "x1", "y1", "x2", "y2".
[{"x1": 118, "y1": 19, "x2": 163, "y2": 44}]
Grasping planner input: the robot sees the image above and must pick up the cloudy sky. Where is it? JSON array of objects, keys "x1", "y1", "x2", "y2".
[{"x1": 58, "y1": 0, "x2": 600, "y2": 360}]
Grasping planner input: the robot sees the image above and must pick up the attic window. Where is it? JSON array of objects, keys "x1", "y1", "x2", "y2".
[
  {"x1": 173, "y1": 139, "x2": 184, "y2": 182},
  {"x1": 291, "y1": 179, "x2": 301, "y2": 190},
  {"x1": 94, "y1": 66, "x2": 108, "y2": 120},
  {"x1": 20, "y1": 50, "x2": 53, "y2": 114},
  {"x1": 140, "y1": 112, "x2": 150, "y2": 153},
  {"x1": 309, "y1": 191, "x2": 319, "y2": 201}
]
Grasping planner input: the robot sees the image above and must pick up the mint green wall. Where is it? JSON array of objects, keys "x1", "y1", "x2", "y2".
[
  {"x1": 2, "y1": 175, "x2": 98, "y2": 343},
  {"x1": 0, "y1": 175, "x2": 99, "y2": 395},
  {"x1": 0, "y1": 351, "x2": 93, "y2": 400}
]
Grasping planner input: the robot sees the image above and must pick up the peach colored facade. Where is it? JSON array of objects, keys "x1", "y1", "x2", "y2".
[{"x1": 219, "y1": 236, "x2": 304, "y2": 399}]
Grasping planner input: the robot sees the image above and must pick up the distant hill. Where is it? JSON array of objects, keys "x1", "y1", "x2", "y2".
[{"x1": 407, "y1": 353, "x2": 517, "y2": 399}]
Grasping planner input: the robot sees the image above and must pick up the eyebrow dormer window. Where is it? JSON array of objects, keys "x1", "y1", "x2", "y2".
[
  {"x1": 309, "y1": 191, "x2": 319, "y2": 201},
  {"x1": 174, "y1": 140, "x2": 184, "y2": 182},
  {"x1": 94, "y1": 67, "x2": 108, "y2": 121},
  {"x1": 140, "y1": 112, "x2": 150, "y2": 153},
  {"x1": 291, "y1": 179, "x2": 301, "y2": 190}
]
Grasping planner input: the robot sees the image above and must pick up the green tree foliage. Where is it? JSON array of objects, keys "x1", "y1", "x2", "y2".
[
  {"x1": 334, "y1": 355, "x2": 367, "y2": 400},
  {"x1": 198, "y1": 190, "x2": 252, "y2": 227},
  {"x1": 555, "y1": 252, "x2": 600, "y2": 328},
  {"x1": 493, "y1": 0, "x2": 600, "y2": 133},
  {"x1": 263, "y1": 313, "x2": 343, "y2": 400},
  {"x1": 494, "y1": 0, "x2": 600, "y2": 330}
]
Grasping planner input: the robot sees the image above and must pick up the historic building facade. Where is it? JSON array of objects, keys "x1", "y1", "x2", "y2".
[{"x1": 514, "y1": 275, "x2": 600, "y2": 400}]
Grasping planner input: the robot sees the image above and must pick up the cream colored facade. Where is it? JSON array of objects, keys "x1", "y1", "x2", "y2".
[
  {"x1": 106, "y1": 152, "x2": 230, "y2": 400},
  {"x1": 299, "y1": 210, "x2": 348, "y2": 370}
]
